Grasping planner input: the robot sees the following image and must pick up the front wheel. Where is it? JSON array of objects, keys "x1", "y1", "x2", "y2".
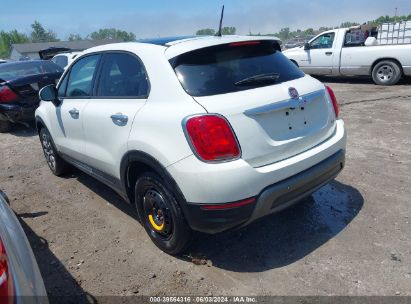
[
  {"x1": 135, "y1": 172, "x2": 192, "y2": 255},
  {"x1": 372, "y1": 60, "x2": 402, "y2": 85},
  {"x1": 39, "y1": 128, "x2": 70, "y2": 176}
]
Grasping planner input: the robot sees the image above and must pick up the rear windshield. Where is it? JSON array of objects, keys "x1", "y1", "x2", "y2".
[
  {"x1": 0, "y1": 61, "x2": 63, "y2": 80},
  {"x1": 170, "y1": 40, "x2": 305, "y2": 97}
]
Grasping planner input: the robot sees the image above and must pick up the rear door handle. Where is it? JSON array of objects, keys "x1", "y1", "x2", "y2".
[
  {"x1": 325, "y1": 52, "x2": 333, "y2": 55},
  {"x1": 110, "y1": 113, "x2": 128, "y2": 123},
  {"x1": 68, "y1": 108, "x2": 79, "y2": 116}
]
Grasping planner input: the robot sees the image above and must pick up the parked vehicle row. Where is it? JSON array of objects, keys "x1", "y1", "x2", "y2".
[
  {"x1": 0, "y1": 60, "x2": 63, "y2": 132},
  {"x1": 36, "y1": 36, "x2": 346, "y2": 254},
  {"x1": 283, "y1": 27, "x2": 411, "y2": 85}
]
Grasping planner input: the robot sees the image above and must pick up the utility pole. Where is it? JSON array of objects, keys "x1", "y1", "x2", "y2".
[{"x1": 395, "y1": 7, "x2": 398, "y2": 21}]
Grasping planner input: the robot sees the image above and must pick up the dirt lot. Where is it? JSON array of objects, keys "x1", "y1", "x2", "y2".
[{"x1": 0, "y1": 77, "x2": 410, "y2": 302}]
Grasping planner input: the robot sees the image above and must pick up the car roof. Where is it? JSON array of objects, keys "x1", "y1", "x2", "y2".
[
  {"x1": 137, "y1": 36, "x2": 197, "y2": 46},
  {"x1": 163, "y1": 35, "x2": 281, "y2": 59},
  {"x1": 81, "y1": 35, "x2": 281, "y2": 60}
]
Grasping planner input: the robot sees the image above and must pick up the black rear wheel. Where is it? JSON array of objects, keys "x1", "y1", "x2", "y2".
[
  {"x1": 135, "y1": 172, "x2": 192, "y2": 255},
  {"x1": 39, "y1": 128, "x2": 70, "y2": 176}
]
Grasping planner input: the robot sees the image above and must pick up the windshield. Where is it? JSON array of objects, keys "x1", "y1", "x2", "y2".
[
  {"x1": 170, "y1": 40, "x2": 305, "y2": 97},
  {"x1": 0, "y1": 61, "x2": 62, "y2": 80}
]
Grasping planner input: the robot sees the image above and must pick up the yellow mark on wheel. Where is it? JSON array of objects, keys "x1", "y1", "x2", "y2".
[{"x1": 148, "y1": 214, "x2": 164, "y2": 231}]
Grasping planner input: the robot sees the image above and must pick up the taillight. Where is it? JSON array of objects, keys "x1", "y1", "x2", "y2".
[
  {"x1": 229, "y1": 41, "x2": 261, "y2": 47},
  {"x1": 0, "y1": 86, "x2": 19, "y2": 104},
  {"x1": 326, "y1": 85, "x2": 339, "y2": 118},
  {"x1": 0, "y1": 238, "x2": 14, "y2": 303},
  {"x1": 184, "y1": 115, "x2": 241, "y2": 162}
]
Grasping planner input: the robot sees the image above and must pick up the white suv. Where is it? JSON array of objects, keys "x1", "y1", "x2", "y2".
[{"x1": 36, "y1": 36, "x2": 346, "y2": 254}]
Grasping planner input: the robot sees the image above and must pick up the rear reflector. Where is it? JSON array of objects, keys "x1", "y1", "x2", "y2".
[
  {"x1": 326, "y1": 85, "x2": 339, "y2": 118},
  {"x1": 0, "y1": 237, "x2": 14, "y2": 302},
  {"x1": 184, "y1": 115, "x2": 240, "y2": 162},
  {"x1": 201, "y1": 197, "x2": 256, "y2": 210},
  {"x1": 229, "y1": 41, "x2": 261, "y2": 47},
  {"x1": 0, "y1": 86, "x2": 19, "y2": 104}
]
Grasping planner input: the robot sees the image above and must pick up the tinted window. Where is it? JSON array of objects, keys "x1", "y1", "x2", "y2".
[
  {"x1": 97, "y1": 53, "x2": 149, "y2": 97},
  {"x1": 0, "y1": 61, "x2": 62, "y2": 80},
  {"x1": 66, "y1": 55, "x2": 100, "y2": 97},
  {"x1": 310, "y1": 33, "x2": 335, "y2": 49},
  {"x1": 170, "y1": 41, "x2": 304, "y2": 97},
  {"x1": 52, "y1": 55, "x2": 68, "y2": 68}
]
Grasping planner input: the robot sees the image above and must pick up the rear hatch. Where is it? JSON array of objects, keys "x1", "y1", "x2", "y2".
[{"x1": 170, "y1": 40, "x2": 337, "y2": 168}]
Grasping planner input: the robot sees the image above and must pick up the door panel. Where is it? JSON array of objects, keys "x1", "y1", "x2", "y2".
[
  {"x1": 299, "y1": 32, "x2": 336, "y2": 75},
  {"x1": 82, "y1": 52, "x2": 149, "y2": 178},
  {"x1": 83, "y1": 99, "x2": 146, "y2": 178},
  {"x1": 50, "y1": 54, "x2": 101, "y2": 161},
  {"x1": 53, "y1": 99, "x2": 88, "y2": 159}
]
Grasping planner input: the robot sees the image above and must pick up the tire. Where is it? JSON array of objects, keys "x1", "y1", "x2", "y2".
[
  {"x1": 372, "y1": 60, "x2": 402, "y2": 85},
  {"x1": 135, "y1": 172, "x2": 192, "y2": 255},
  {"x1": 39, "y1": 128, "x2": 70, "y2": 176},
  {"x1": 0, "y1": 120, "x2": 11, "y2": 133}
]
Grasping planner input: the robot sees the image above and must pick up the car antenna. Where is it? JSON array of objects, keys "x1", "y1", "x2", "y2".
[{"x1": 215, "y1": 5, "x2": 225, "y2": 37}]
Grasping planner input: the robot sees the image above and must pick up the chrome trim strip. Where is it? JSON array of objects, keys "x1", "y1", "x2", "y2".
[{"x1": 244, "y1": 89, "x2": 325, "y2": 116}]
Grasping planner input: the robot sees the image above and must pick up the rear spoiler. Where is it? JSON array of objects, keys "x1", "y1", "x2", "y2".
[{"x1": 39, "y1": 47, "x2": 72, "y2": 60}]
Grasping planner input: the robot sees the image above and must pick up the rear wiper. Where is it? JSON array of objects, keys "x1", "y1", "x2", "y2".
[{"x1": 234, "y1": 73, "x2": 280, "y2": 86}]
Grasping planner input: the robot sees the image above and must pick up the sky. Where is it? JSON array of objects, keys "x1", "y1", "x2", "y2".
[{"x1": 1, "y1": 0, "x2": 411, "y2": 40}]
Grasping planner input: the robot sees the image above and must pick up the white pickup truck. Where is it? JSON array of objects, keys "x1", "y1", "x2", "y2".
[{"x1": 283, "y1": 28, "x2": 411, "y2": 85}]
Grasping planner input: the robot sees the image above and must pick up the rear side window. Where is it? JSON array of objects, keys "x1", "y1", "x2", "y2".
[
  {"x1": 170, "y1": 40, "x2": 304, "y2": 97},
  {"x1": 96, "y1": 53, "x2": 149, "y2": 98},
  {"x1": 66, "y1": 55, "x2": 100, "y2": 97},
  {"x1": 52, "y1": 55, "x2": 68, "y2": 68},
  {"x1": 42, "y1": 61, "x2": 64, "y2": 73}
]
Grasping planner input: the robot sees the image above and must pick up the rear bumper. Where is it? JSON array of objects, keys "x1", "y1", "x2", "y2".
[
  {"x1": 0, "y1": 103, "x2": 36, "y2": 122},
  {"x1": 182, "y1": 149, "x2": 345, "y2": 233}
]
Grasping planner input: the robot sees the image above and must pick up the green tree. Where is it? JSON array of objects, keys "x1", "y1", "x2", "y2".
[
  {"x1": 90, "y1": 28, "x2": 135, "y2": 41},
  {"x1": 278, "y1": 27, "x2": 291, "y2": 40},
  {"x1": 319, "y1": 26, "x2": 333, "y2": 31},
  {"x1": 304, "y1": 28, "x2": 315, "y2": 35},
  {"x1": 30, "y1": 21, "x2": 59, "y2": 42},
  {"x1": 340, "y1": 22, "x2": 360, "y2": 28},
  {"x1": 221, "y1": 27, "x2": 236, "y2": 35},
  {"x1": 0, "y1": 30, "x2": 30, "y2": 58},
  {"x1": 68, "y1": 34, "x2": 82, "y2": 41},
  {"x1": 196, "y1": 28, "x2": 215, "y2": 35}
]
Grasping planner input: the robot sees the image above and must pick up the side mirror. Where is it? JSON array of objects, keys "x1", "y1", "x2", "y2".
[
  {"x1": 304, "y1": 43, "x2": 310, "y2": 50},
  {"x1": 39, "y1": 85, "x2": 60, "y2": 106}
]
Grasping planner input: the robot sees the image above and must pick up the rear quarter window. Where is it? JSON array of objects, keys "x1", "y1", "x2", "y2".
[{"x1": 170, "y1": 40, "x2": 305, "y2": 97}]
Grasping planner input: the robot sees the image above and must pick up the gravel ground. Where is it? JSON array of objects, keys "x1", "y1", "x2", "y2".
[{"x1": 0, "y1": 77, "x2": 410, "y2": 302}]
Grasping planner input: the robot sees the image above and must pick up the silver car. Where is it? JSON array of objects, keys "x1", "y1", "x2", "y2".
[{"x1": 0, "y1": 190, "x2": 48, "y2": 303}]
